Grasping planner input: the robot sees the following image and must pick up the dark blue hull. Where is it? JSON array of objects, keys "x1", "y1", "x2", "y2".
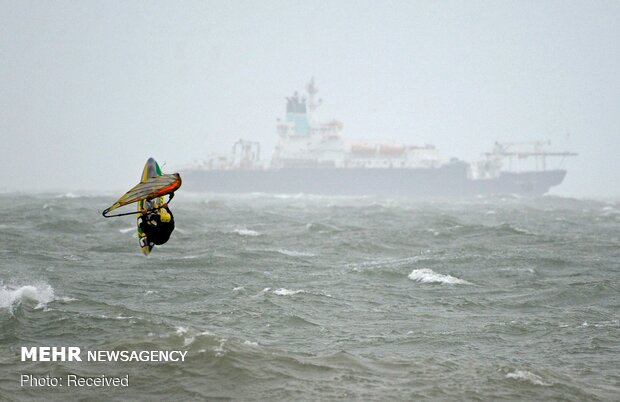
[{"x1": 182, "y1": 163, "x2": 567, "y2": 196}]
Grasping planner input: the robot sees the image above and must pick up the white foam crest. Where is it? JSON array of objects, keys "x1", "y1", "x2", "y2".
[
  {"x1": 273, "y1": 288, "x2": 304, "y2": 296},
  {"x1": 214, "y1": 339, "x2": 227, "y2": 356},
  {"x1": 98, "y1": 314, "x2": 135, "y2": 321},
  {"x1": 270, "y1": 249, "x2": 315, "y2": 257},
  {"x1": 119, "y1": 227, "x2": 134, "y2": 234},
  {"x1": 349, "y1": 256, "x2": 420, "y2": 271},
  {"x1": 55, "y1": 192, "x2": 81, "y2": 199},
  {"x1": 600, "y1": 206, "x2": 620, "y2": 216},
  {"x1": 62, "y1": 254, "x2": 83, "y2": 261},
  {"x1": 505, "y1": 370, "x2": 550, "y2": 386},
  {"x1": 234, "y1": 228, "x2": 260, "y2": 236},
  {"x1": 408, "y1": 269, "x2": 470, "y2": 285},
  {"x1": 232, "y1": 286, "x2": 245, "y2": 292},
  {"x1": 244, "y1": 340, "x2": 258, "y2": 346},
  {"x1": 273, "y1": 193, "x2": 305, "y2": 199},
  {"x1": 0, "y1": 284, "x2": 56, "y2": 310},
  {"x1": 593, "y1": 320, "x2": 620, "y2": 328},
  {"x1": 176, "y1": 326, "x2": 192, "y2": 345},
  {"x1": 173, "y1": 328, "x2": 214, "y2": 346}
]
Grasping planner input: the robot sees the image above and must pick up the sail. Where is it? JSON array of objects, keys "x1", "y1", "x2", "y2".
[{"x1": 103, "y1": 173, "x2": 182, "y2": 216}]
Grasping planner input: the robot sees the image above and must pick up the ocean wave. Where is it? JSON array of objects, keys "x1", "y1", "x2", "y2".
[
  {"x1": 62, "y1": 254, "x2": 84, "y2": 261},
  {"x1": 305, "y1": 222, "x2": 342, "y2": 232},
  {"x1": 268, "y1": 288, "x2": 334, "y2": 299},
  {"x1": 99, "y1": 314, "x2": 136, "y2": 321},
  {"x1": 54, "y1": 192, "x2": 82, "y2": 199},
  {"x1": 593, "y1": 320, "x2": 620, "y2": 328},
  {"x1": 0, "y1": 283, "x2": 56, "y2": 311},
  {"x1": 600, "y1": 206, "x2": 620, "y2": 217},
  {"x1": 267, "y1": 249, "x2": 315, "y2": 257},
  {"x1": 213, "y1": 338, "x2": 227, "y2": 356},
  {"x1": 505, "y1": 370, "x2": 551, "y2": 386},
  {"x1": 408, "y1": 269, "x2": 470, "y2": 285},
  {"x1": 496, "y1": 222, "x2": 535, "y2": 236},
  {"x1": 351, "y1": 256, "x2": 420, "y2": 270},
  {"x1": 234, "y1": 228, "x2": 260, "y2": 236},
  {"x1": 273, "y1": 288, "x2": 304, "y2": 296}
]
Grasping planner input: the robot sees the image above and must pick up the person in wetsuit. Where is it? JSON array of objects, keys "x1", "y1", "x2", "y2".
[{"x1": 139, "y1": 193, "x2": 175, "y2": 248}]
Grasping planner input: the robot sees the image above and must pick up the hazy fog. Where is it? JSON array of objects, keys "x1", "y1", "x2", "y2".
[{"x1": 2, "y1": 0, "x2": 619, "y2": 197}]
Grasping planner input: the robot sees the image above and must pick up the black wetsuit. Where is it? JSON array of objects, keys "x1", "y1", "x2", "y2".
[{"x1": 139, "y1": 206, "x2": 175, "y2": 246}]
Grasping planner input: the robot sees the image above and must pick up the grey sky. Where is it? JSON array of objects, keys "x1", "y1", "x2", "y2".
[{"x1": 2, "y1": 0, "x2": 619, "y2": 196}]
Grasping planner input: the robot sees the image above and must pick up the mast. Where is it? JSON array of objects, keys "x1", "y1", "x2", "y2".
[{"x1": 305, "y1": 77, "x2": 322, "y2": 127}]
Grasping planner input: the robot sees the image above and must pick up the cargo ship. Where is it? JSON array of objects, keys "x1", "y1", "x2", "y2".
[{"x1": 182, "y1": 79, "x2": 576, "y2": 196}]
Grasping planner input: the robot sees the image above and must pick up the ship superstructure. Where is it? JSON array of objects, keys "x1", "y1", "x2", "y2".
[{"x1": 182, "y1": 80, "x2": 576, "y2": 196}]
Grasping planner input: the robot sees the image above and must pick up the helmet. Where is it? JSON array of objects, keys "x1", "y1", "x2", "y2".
[{"x1": 160, "y1": 208, "x2": 171, "y2": 223}]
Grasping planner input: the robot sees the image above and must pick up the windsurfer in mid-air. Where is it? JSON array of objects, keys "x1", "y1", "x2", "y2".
[
  {"x1": 102, "y1": 160, "x2": 181, "y2": 255},
  {"x1": 138, "y1": 193, "x2": 176, "y2": 249}
]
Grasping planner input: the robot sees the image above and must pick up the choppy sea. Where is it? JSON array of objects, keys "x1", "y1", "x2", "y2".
[{"x1": 0, "y1": 192, "x2": 618, "y2": 401}]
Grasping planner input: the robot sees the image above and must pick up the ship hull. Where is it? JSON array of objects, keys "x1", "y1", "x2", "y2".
[{"x1": 182, "y1": 163, "x2": 567, "y2": 197}]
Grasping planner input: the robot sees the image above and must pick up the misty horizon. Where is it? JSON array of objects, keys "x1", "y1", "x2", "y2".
[{"x1": 2, "y1": 1, "x2": 619, "y2": 197}]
